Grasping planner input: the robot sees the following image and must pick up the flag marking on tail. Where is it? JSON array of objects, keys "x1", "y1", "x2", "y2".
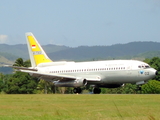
[{"x1": 32, "y1": 45, "x2": 36, "y2": 49}]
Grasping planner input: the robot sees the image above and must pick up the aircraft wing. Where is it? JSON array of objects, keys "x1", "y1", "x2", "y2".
[
  {"x1": 20, "y1": 70, "x2": 76, "y2": 81},
  {"x1": 21, "y1": 70, "x2": 101, "y2": 82},
  {"x1": 5, "y1": 65, "x2": 101, "y2": 82}
]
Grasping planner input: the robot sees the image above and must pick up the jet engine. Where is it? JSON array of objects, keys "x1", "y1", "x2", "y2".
[{"x1": 54, "y1": 78, "x2": 87, "y2": 87}]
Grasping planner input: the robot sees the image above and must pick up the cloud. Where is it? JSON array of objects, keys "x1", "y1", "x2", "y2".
[{"x1": 0, "y1": 35, "x2": 8, "y2": 44}]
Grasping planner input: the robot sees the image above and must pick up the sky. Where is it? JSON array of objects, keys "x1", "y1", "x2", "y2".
[{"x1": 0, "y1": 0, "x2": 160, "y2": 47}]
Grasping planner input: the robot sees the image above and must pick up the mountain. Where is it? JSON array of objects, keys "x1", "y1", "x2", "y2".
[
  {"x1": 0, "y1": 41, "x2": 160, "y2": 64},
  {"x1": 1, "y1": 41, "x2": 160, "y2": 74},
  {"x1": 0, "y1": 44, "x2": 28, "y2": 60},
  {"x1": 0, "y1": 44, "x2": 69, "y2": 60},
  {"x1": 48, "y1": 41, "x2": 160, "y2": 61}
]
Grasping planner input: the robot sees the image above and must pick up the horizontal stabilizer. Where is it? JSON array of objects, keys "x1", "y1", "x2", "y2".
[{"x1": 4, "y1": 65, "x2": 38, "y2": 71}]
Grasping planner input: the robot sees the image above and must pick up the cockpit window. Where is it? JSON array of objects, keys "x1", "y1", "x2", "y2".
[
  {"x1": 145, "y1": 65, "x2": 150, "y2": 68},
  {"x1": 138, "y1": 65, "x2": 150, "y2": 69}
]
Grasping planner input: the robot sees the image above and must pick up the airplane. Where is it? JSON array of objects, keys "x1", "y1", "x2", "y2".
[{"x1": 6, "y1": 32, "x2": 158, "y2": 94}]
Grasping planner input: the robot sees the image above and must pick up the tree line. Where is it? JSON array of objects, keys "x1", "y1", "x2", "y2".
[{"x1": 0, "y1": 57, "x2": 160, "y2": 94}]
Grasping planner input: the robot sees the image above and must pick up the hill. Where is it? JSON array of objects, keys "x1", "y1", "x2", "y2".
[
  {"x1": 0, "y1": 44, "x2": 69, "y2": 60},
  {"x1": 1, "y1": 41, "x2": 160, "y2": 74},
  {"x1": 1, "y1": 41, "x2": 160, "y2": 63},
  {"x1": 48, "y1": 41, "x2": 160, "y2": 61}
]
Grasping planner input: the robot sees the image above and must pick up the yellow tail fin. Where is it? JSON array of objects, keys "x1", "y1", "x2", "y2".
[{"x1": 26, "y1": 32, "x2": 53, "y2": 67}]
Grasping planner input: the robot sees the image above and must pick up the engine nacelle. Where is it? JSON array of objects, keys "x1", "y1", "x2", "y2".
[{"x1": 54, "y1": 78, "x2": 87, "y2": 87}]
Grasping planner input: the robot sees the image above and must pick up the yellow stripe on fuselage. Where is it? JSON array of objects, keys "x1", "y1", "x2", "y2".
[{"x1": 27, "y1": 36, "x2": 52, "y2": 65}]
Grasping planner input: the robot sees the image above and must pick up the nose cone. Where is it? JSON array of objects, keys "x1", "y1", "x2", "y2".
[{"x1": 149, "y1": 68, "x2": 158, "y2": 79}]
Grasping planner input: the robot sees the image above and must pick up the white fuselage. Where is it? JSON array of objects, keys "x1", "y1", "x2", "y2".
[{"x1": 37, "y1": 60, "x2": 157, "y2": 86}]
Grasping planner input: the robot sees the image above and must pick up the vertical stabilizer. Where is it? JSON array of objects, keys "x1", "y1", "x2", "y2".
[{"x1": 26, "y1": 32, "x2": 53, "y2": 67}]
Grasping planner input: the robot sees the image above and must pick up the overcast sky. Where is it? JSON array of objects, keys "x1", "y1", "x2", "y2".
[{"x1": 0, "y1": 0, "x2": 160, "y2": 47}]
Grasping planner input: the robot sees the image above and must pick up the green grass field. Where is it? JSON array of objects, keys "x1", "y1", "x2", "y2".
[{"x1": 0, "y1": 94, "x2": 159, "y2": 120}]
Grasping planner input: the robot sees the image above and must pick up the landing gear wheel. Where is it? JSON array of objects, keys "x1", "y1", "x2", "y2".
[
  {"x1": 73, "y1": 88, "x2": 82, "y2": 94},
  {"x1": 137, "y1": 86, "x2": 142, "y2": 90},
  {"x1": 93, "y1": 88, "x2": 101, "y2": 94}
]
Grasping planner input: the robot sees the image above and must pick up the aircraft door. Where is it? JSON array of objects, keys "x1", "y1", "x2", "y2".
[{"x1": 127, "y1": 65, "x2": 132, "y2": 75}]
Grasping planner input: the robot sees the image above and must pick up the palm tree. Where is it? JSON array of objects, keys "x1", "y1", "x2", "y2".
[{"x1": 13, "y1": 58, "x2": 30, "y2": 67}]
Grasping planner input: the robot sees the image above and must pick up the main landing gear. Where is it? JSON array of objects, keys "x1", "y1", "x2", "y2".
[
  {"x1": 93, "y1": 88, "x2": 101, "y2": 94},
  {"x1": 137, "y1": 86, "x2": 142, "y2": 91},
  {"x1": 73, "y1": 87, "x2": 82, "y2": 94},
  {"x1": 73, "y1": 87, "x2": 101, "y2": 94}
]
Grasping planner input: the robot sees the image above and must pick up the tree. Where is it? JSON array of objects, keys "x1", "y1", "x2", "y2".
[
  {"x1": 6, "y1": 71, "x2": 38, "y2": 94},
  {"x1": 0, "y1": 74, "x2": 13, "y2": 93},
  {"x1": 0, "y1": 73, "x2": 5, "y2": 93},
  {"x1": 24, "y1": 59, "x2": 31, "y2": 67},
  {"x1": 58, "y1": 87, "x2": 73, "y2": 94},
  {"x1": 37, "y1": 79, "x2": 56, "y2": 94},
  {"x1": 144, "y1": 57, "x2": 160, "y2": 81},
  {"x1": 13, "y1": 58, "x2": 31, "y2": 67},
  {"x1": 13, "y1": 58, "x2": 26, "y2": 67},
  {"x1": 100, "y1": 84, "x2": 139, "y2": 94},
  {"x1": 2, "y1": 58, "x2": 39, "y2": 94},
  {"x1": 121, "y1": 84, "x2": 138, "y2": 94},
  {"x1": 142, "y1": 80, "x2": 160, "y2": 94}
]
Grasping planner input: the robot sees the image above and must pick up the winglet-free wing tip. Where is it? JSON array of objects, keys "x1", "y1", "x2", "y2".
[{"x1": 3, "y1": 65, "x2": 11, "y2": 67}]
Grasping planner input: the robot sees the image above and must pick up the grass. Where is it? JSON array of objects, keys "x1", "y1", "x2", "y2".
[{"x1": 0, "y1": 94, "x2": 159, "y2": 120}]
